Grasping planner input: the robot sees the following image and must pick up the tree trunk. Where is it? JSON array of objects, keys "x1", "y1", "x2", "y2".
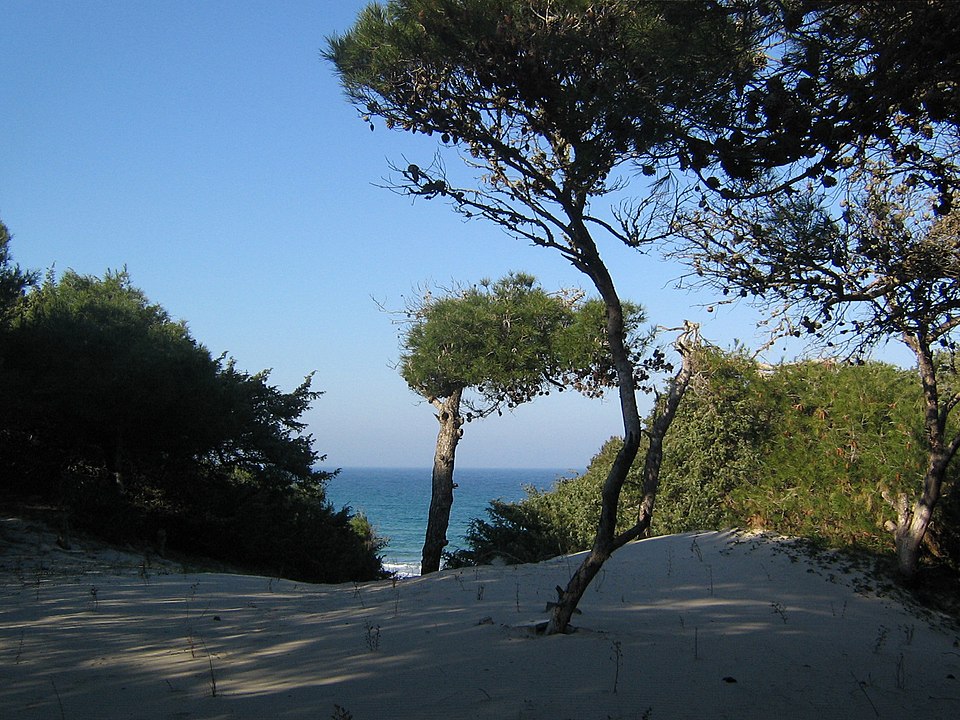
[
  {"x1": 895, "y1": 486, "x2": 937, "y2": 581},
  {"x1": 895, "y1": 336, "x2": 957, "y2": 580},
  {"x1": 544, "y1": 233, "x2": 698, "y2": 634},
  {"x1": 546, "y1": 322, "x2": 699, "y2": 634},
  {"x1": 420, "y1": 388, "x2": 464, "y2": 575},
  {"x1": 620, "y1": 325, "x2": 699, "y2": 547}
]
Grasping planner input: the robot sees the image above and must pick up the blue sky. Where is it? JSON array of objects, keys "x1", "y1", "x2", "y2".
[{"x1": 0, "y1": 1, "x2": 910, "y2": 470}]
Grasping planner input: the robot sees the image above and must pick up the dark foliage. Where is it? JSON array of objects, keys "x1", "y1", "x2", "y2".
[
  {"x1": 676, "y1": 2, "x2": 960, "y2": 210},
  {"x1": 0, "y1": 221, "x2": 36, "y2": 326},
  {"x1": 0, "y1": 258, "x2": 384, "y2": 583},
  {"x1": 401, "y1": 273, "x2": 648, "y2": 417}
]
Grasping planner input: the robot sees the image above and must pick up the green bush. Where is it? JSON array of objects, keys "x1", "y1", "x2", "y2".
[
  {"x1": 651, "y1": 349, "x2": 770, "y2": 535},
  {"x1": 0, "y1": 262, "x2": 385, "y2": 583},
  {"x1": 736, "y1": 361, "x2": 926, "y2": 550},
  {"x1": 452, "y1": 350, "x2": 960, "y2": 572}
]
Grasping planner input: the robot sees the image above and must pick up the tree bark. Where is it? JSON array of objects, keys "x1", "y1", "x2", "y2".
[
  {"x1": 895, "y1": 336, "x2": 959, "y2": 580},
  {"x1": 546, "y1": 322, "x2": 698, "y2": 634},
  {"x1": 618, "y1": 324, "x2": 699, "y2": 548},
  {"x1": 544, "y1": 208, "x2": 696, "y2": 633},
  {"x1": 540, "y1": 238, "x2": 637, "y2": 633},
  {"x1": 420, "y1": 388, "x2": 464, "y2": 575},
  {"x1": 896, "y1": 484, "x2": 937, "y2": 580}
]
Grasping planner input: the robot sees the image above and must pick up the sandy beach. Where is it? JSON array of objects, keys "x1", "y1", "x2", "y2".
[{"x1": 2, "y1": 514, "x2": 959, "y2": 719}]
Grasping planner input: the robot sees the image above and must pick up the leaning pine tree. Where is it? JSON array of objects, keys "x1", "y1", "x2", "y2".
[
  {"x1": 325, "y1": 1, "x2": 751, "y2": 631},
  {"x1": 399, "y1": 273, "x2": 646, "y2": 575}
]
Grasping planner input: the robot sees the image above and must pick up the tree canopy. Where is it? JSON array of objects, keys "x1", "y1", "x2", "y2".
[
  {"x1": 677, "y1": 164, "x2": 960, "y2": 354},
  {"x1": 0, "y1": 220, "x2": 35, "y2": 326},
  {"x1": 327, "y1": 0, "x2": 755, "y2": 253},
  {"x1": 400, "y1": 272, "x2": 647, "y2": 416},
  {"x1": 0, "y1": 256, "x2": 383, "y2": 583},
  {"x1": 662, "y1": 1, "x2": 960, "y2": 210},
  {"x1": 399, "y1": 272, "x2": 648, "y2": 573}
]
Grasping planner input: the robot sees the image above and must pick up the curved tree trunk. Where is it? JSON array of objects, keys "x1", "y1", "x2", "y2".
[
  {"x1": 895, "y1": 336, "x2": 960, "y2": 580},
  {"x1": 895, "y1": 472, "x2": 941, "y2": 580},
  {"x1": 546, "y1": 229, "x2": 696, "y2": 634},
  {"x1": 546, "y1": 320, "x2": 698, "y2": 634},
  {"x1": 420, "y1": 388, "x2": 464, "y2": 575},
  {"x1": 896, "y1": 339, "x2": 946, "y2": 579},
  {"x1": 543, "y1": 237, "x2": 640, "y2": 634}
]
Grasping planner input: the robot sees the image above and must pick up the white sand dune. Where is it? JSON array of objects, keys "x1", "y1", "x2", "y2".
[{"x1": 2, "y1": 516, "x2": 959, "y2": 719}]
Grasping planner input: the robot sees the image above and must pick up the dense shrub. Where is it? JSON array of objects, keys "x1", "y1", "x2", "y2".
[
  {"x1": 650, "y1": 350, "x2": 770, "y2": 535},
  {"x1": 0, "y1": 260, "x2": 385, "y2": 583},
  {"x1": 452, "y1": 349, "x2": 960, "y2": 572},
  {"x1": 736, "y1": 361, "x2": 927, "y2": 548}
]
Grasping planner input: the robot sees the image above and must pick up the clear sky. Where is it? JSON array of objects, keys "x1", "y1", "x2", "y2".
[{"x1": 0, "y1": 1, "x2": 911, "y2": 470}]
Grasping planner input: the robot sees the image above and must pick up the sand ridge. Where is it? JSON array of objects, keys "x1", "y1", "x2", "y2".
[{"x1": 2, "y1": 519, "x2": 959, "y2": 719}]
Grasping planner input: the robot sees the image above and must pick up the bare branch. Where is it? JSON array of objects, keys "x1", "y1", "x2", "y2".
[{"x1": 613, "y1": 322, "x2": 701, "y2": 550}]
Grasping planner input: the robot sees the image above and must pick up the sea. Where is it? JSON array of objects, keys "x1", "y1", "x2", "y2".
[{"x1": 323, "y1": 467, "x2": 577, "y2": 576}]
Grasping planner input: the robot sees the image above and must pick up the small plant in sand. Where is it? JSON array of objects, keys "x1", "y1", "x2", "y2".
[
  {"x1": 690, "y1": 537, "x2": 703, "y2": 562},
  {"x1": 850, "y1": 671, "x2": 880, "y2": 717},
  {"x1": 206, "y1": 655, "x2": 218, "y2": 697},
  {"x1": 771, "y1": 602, "x2": 788, "y2": 623},
  {"x1": 331, "y1": 705, "x2": 354, "y2": 720},
  {"x1": 831, "y1": 599, "x2": 848, "y2": 618},
  {"x1": 364, "y1": 621, "x2": 381, "y2": 652},
  {"x1": 896, "y1": 652, "x2": 907, "y2": 690},
  {"x1": 900, "y1": 623, "x2": 915, "y2": 645},
  {"x1": 610, "y1": 639, "x2": 623, "y2": 694},
  {"x1": 874, "y1": 625, "x2": 890, "y2": 654},
  {"x1": 199, "y1": 637, "x2": 218, "y2": 697},
  {"x1": 186, "y1": 628, "x2": 197, "y2": 659},
  {"x1": 50, "y1": 677, "x2": 66, "y2": 720},
  {"x1": 33, "y1": 563, "x2": 45, "y2": 600}
]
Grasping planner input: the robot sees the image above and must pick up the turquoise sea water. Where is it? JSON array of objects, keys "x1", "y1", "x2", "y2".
[{"x1": 324, "y1": 467, "x2": 576, "y2": 575}]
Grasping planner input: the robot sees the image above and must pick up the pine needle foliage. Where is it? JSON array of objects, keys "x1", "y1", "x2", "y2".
[
  {"x1": 0, "y1": 261, "x2": 385, "y2": 583},
  {"x1": 453, "y1": 350, "x2": 960, "y2": 570},
  {"x1": 400, "y1": 273, "x2": 646, "y2": 418}
]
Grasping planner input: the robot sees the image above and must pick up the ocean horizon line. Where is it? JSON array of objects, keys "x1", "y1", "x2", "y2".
[
  {"x1": 323, "y1": 467, "x2": 582, "y2": 571},
  {"x1": 319, "y1": 464, "x2": 584, "y2": 473}
]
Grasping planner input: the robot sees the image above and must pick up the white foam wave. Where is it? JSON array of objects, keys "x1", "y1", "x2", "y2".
[{"x1": 383, "y1": 561, "x2": 420, "y2": 578}]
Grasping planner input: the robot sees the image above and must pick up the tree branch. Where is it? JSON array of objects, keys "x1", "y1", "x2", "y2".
[{"x1": 612, "y1": 322, "x2": 701, "y2": 551}]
